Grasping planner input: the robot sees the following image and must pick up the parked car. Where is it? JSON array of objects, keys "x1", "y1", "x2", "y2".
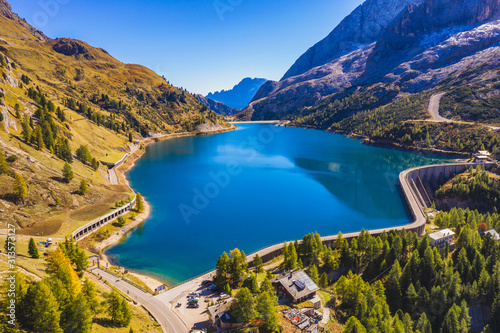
[
  {"x1": 188, "y1": 299, "x2": 199, "y2": 304},
  {"x1": 220, "y1": 293, "x2": 230, "y2": 299},
  {"x1": 187, "y1": 303, "x2": 199, "y2": 308}
]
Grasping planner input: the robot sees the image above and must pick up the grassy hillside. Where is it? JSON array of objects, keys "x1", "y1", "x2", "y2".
[{"x1": 0, "y1": 2, "x2": 229, "y2": 237}]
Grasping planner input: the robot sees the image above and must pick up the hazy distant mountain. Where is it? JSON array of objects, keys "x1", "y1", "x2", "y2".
[
  {"x1": 207, "y1": 77, "x2": 267, "y2": 110},
  {"x1": 197, "y1": 95, "x2": 240, "y2": 116},
  {"x1": 239, "y1": 0, "x2": 500, "y2": 123}
]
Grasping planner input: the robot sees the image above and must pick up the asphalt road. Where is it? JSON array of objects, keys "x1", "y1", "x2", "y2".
[
  {"x1": 427, "y1": 92, "x2": 500, "y2": 131},
  {"x1": 428, "y1": 92, "x2": 450, "y2": 122},
  {"x1": 89, "y1": 267, "x2": 188, "y2": 333}
]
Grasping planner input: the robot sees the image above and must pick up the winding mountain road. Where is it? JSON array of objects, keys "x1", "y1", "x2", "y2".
[
  {"x1": 89, "y1": 266, "x2": 189, "y2": 333},
  {"x1": 427, "y1": 92, "x2": 500, "y2": 131},
  {"x1": 428, "y1": 92, "x2": 450, "y2": 122}
]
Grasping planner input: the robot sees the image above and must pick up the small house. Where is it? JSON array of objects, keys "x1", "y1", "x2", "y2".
[
  {"x1": 271, "y1": 270, "x2": 320, "y2": 306},
  {"x1": 474, "y1": 151, "x2": 491, "y2": 163},
  {"x1": 429, "y1": 229, "x2": 455, "y2": 250},
  {"x1": 208, "y1": 299, "x2": 241, "y2": 332},
  {"x1": 482, "y1": 229, "x2": 500, "y2": 241}
]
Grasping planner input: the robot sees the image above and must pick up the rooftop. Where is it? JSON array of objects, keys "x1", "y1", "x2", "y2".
[
  {"x1": 208, "y1": 299, "x2": 233, "y2": 321},
  {"x1": 271, "y1": 270, "x2": 319, "y2": 301},
  {"x1": 429, "y1": 228, "x2": 455, "y2": 241},
  {"x1": 483, "y1": 229, "x2": 500, "y2": 241}
]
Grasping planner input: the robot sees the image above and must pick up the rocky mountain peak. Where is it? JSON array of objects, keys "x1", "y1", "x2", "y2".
[
  {"x1": 0, "y1": 0, "x2": 13, "y2": 19},
  {"x1": 281, "y1": 0, "x2": 425, "y2": 80},
  {"x1": 52, "y1": 38, "x2": 95, "y2": 60}
]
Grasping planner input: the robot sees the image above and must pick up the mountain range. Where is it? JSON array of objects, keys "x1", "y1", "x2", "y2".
[
  {"x1": 238, "y1": 0, "x2": 500, "y2": 131},
  {"x1": 197, "y1": 95, "x2": 240, "y2": 117},
  {"x1": 206, "y1": 77, "x2": 267, "y2": 110},
  {"x1": 0, "y1": 0, "x2": 228, "y2": 235}
]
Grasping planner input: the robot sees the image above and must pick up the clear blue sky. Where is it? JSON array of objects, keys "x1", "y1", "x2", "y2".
[{"x1": 11, "y1": 0, "x2": 363, "y2": 95}]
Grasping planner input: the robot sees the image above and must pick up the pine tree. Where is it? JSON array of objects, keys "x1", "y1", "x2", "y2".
[
  {"x1": 385, "y1": 260, "x2": 402, "y2": 312},
  {"x1": 28, "y1": 237, "x2": 39, "y2": 259},
  {"x1": 4, "y1": 237, "x2": 10, "y2": 254},
  {"x1": 405, "y1": 283, "x2": 418, "y2": 314},
  {"x1": 106, "y1": 291, "x2": 132, "y2": 327},
  {"x1": 80, "y1": 179, "x2": 89, "y2": 195},
  {"x1": 62, "y1": 293, "x2": 92, "y2": 333},
  {"x1": 288, "y1": 242, "x2": 298, "y2": 269},
  {"x1": 319, "y1": 272, "x2": 328, "y2": 288},
  {"x1": 14, "y1": 173, "x2": 28, "y2": 203},
  {"x1": 231, "y1": 287, "x2": 257, "y2": 323},
  {"x1": 343, "y1": 316, "x2": 367, "y2": 333},
  {"x1": 253, "y1": 254, "x2": 263, "y2": 274},
  {"x1": 0, "y1": 151, "x2": 8, "y2": 174},
  {"x1": 22, "y1": 281, "x2": 63, "y2": 333},
  {"x1": 34, "y1": 126, "x2": 44, "y2": 150},
  {"x1": 216, "y1": 252, "x2": 230, "y2": 287},
  {"x1": 91, "y1": 157, "x2": 99, "y2": 171},
  {"x1": 135, "y1": 192, "x2": 144, "y2": 213},
  {"x1": 256, "y1": 291, "x2": 281, "y2": 332},
  {"x1": 62, "y1": 162, "x2": 74, "y2": 183},
  {"x1": 82, "y1": 278, "x2": 100, "y2": 317},
  {"x1": 309, "y1": 264, "x2": 319, "y2": 284}
]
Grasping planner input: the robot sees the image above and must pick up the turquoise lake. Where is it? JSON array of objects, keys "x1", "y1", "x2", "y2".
[{"x1": 106, "y1": 123, "x2": 447, "y2": 285}]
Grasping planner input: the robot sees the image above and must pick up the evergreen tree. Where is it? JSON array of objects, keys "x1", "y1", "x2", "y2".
[
  {"x1": 242, "y1": 273, "x2": 259, "y2": 294},
  {"x1": 229, "y1": 248, "x2": 247, "y2": 287},
  {"x1": 22, "y1": 281, "x2": 63, "y2": 333},
  {"x1": 62, "y1": 293, "x2": 92, "y2": 333},
  {"x1": 441, "y1": 301, "x2": 470, "y2": 333},
  {"x1": 28, "y1": 237, "x2": 39, "y2": 259},
  {"x1": 216, "y1": 252, "x2": 230, "y2": 287},
  {"x1": 14, "y1": 173, "x2": 28, "y2": 203},
  {"x1": 319, "y1": 272, "x2": 328, "y2": 288},
  {"x1": 416, "y1": 313, "x2": 432, "y2": 333},
  {"x1": 231, "y1": 287, "x2": 257, "y2": 323},
  {"x1": 4, "y1": 237, "x2": 10, "y2": 254},
  {"x1": 34, "y1": 126, "x2": 44, "y2": 150},
  {"x1": 343, "y1": 317, "x2": 367, "y2": 333},
  {"x1": 82, "y1": 278, "x2": 100, "y2": 317},
  {"x1": 309, "y1": 264, "x2": 319, "y2": 284},
  {"x1": 288, "y1": 242, "x2": 298, "y2": 269},
  {"x1": 91, "y1": 157, "x2": 99, "y2": 171},
  {"x1": 106, "y1": 291, "x2": 132, "y2": 327},
  {"x1": 385, "y1": 260, "x2": 402, "y2": 312},
  {"x1": 62, "y1": 162, "x2": 74, "y2": 183},
  {"x1": 79, "y1": 179, "x2": 89, "y2": 195},
  {"x1": 0, "y1": 151, "x2": 8, "y2": 174},
  {"x1": 253, "y1": 254, "x2": 263, "y2": 274},
  {"x1": 135, "y1": 192, "x2": 144, "y2": 213},
  {"x1": 256, "y1": 291, "x2": 281, "y2": 332},
  {"x1": 405, "y1": 283, "x2": 418, "y2": 314}
]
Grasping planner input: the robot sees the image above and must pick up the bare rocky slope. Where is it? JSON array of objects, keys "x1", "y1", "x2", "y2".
[{"x1": 240, "y1": 0, "x2": 500, "y2": 124}]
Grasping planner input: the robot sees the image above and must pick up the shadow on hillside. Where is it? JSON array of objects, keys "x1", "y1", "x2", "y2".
[{"x1": 50, "y1": 176, "x2": 67, "y2": 183}]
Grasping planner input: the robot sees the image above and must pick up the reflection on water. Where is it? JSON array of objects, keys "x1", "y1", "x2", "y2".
[{"x1": 106, "y1": 124, "x2": 448, "y2": 285}]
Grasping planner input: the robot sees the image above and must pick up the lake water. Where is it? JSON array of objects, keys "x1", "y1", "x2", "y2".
[{"x1": 106, "y1": 123, "x2": 447, "y2": 285}]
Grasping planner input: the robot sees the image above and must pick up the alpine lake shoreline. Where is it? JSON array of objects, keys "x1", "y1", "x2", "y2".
[{"x1": 88, "y1": 120, "x2": 465, "y2": 292}]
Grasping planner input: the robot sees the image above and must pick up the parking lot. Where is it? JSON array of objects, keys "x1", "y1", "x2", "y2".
[{"x1": 172, "y1": 279, "x2": 228, "y2": 332}]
